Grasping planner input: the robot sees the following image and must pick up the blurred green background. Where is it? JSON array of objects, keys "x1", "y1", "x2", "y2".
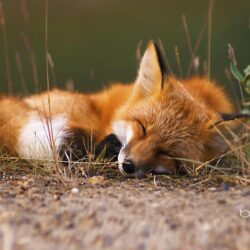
[{"x1": 0, "y1": 0, "x2": 249, "y2": 94}]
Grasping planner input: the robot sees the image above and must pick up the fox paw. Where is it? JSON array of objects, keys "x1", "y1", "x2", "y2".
[
  {"x1": 94, "y1": 134, "x2": 122, "y2": 161},
  {"x1": 58, "y1": 131, "x2": 122, "y2": 164}
]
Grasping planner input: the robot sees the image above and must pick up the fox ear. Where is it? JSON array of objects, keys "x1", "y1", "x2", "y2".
[{"x1": 134, "y1": 41, "x2": 167, "y2": 96}]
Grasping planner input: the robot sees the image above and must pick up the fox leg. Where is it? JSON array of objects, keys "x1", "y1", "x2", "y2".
[
  {"x1": 59, "y1": 131, "x2": 122, "y2": 163},
  {"x1": 18, "y1": 115, "x2": 98, "y2": 163},
  {"x1": 94, "y1": 134, "x2": 122, "y2": 161},
  {"x1": 18, "y1": 116, "x2": 94, "y2": 162}
]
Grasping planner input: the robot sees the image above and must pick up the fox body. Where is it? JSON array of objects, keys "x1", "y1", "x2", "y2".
[{"x1": 0, "y1": 42, "x2": 243, "y2": 176}]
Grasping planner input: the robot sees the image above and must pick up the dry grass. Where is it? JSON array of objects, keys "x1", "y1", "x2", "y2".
[
  {"x1": 1, "y1": 123, "x2": 249, "y2": 187},
  {"x1": 0, "y1": 0, "x2": 249, "y2": 188}
]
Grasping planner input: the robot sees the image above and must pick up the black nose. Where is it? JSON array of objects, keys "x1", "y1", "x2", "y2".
[{"x1": 122, "y1": 160, "x2": 136, "y2": 174}]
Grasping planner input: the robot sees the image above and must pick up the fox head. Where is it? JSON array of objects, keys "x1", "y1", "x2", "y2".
[{"x1": 112, "y1": 41, "x2": 247, "y2": 177}]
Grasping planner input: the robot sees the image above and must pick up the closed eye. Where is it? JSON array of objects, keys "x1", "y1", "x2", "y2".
[
  {"x1": 157, "y1": 150, "x2": 172, "y2": 158},
  {"x1": 135, "y1": 119, "x2": 146, "y2": 136}
]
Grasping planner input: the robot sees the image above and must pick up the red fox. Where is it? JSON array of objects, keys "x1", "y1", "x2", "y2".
[{"x1": 0, "y1": 41, "x2": 248, "y2": 176}]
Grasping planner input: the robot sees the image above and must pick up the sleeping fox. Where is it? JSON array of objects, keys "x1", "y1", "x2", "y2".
[{"x1": 0, "y1": 41, "x2": 247, "y2": 177}]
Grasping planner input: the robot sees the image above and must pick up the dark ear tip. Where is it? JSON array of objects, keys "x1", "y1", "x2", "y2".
[{"x1": 148, "y1": 40, "x2": 161, "y2": 54}]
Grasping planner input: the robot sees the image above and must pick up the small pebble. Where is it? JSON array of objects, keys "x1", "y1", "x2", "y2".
[
  {"x1": 201, "y1": 223, "x2": 211, "y2": 231},
  {"x1": 71, "y1": 187, "x2": 79, "y2": 194},
  {"x1": 208, "y1": 187, "x2": 217, "y2": 192}
]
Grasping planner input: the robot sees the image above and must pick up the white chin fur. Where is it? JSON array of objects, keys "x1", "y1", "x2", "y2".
[
  {"x1": 118, "y1": 147, "x2": 126, "y2": 175},
  {"x1": 112, "y1": 121, "x2": 133, "y2": 146},
  {"x1": 112, "y1": 121, "x2": 134, "y2": 175}
]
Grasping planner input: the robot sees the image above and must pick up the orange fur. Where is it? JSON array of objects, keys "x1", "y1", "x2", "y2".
[
  {"x1": 0, "y1": 42, "x2": 242, "y2": 176},
  {"x1": 0, "y1": 96, "x2": 31, "y2": 155}
]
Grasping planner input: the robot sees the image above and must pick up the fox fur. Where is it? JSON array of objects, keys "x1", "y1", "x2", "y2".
[{"x1": 0, "y1": 41, "x2": 246, "y2": 176}]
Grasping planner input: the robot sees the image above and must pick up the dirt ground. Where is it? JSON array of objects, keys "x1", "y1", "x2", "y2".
[{"x1": 0, "y1": 172, "x2": 250, "y2": 250}]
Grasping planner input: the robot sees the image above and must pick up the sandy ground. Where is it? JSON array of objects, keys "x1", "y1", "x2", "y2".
[{"x1": 0, "y1": 174, "x2": 250, "y2": 250}]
